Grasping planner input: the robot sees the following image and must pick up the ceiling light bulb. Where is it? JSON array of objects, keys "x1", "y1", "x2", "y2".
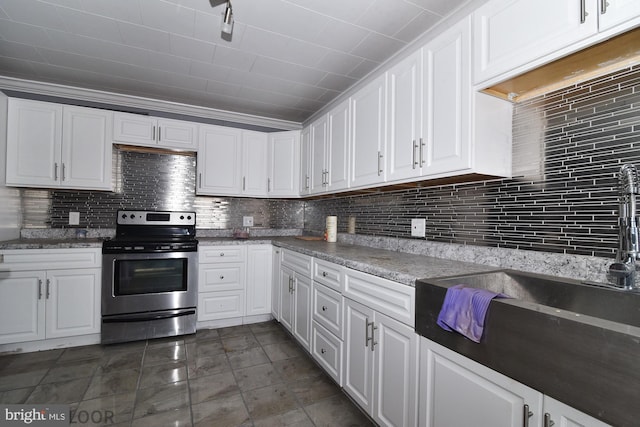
[{"x1": 221, "y1": 1, "x2": 234, "y2": 35}]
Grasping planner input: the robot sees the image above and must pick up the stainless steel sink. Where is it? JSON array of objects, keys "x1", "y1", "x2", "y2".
[
  {"x1": 415, "y1": 269, "x2": 640, "y2": 427},
  {"x1": 429, "y1": 269, "x2": 640, "y2": 327}
]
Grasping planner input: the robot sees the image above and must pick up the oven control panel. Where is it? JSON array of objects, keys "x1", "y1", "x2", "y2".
[{"x1": 116, "y1": 210, "x2": 196, "y2": 226}]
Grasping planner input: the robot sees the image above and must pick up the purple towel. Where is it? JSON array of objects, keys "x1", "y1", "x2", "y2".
[{"x1": 436, "y1": 285, "x2": 508, "y2": 343}]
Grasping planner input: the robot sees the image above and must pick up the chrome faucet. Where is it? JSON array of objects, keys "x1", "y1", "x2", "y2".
[{"x1": 608, "y1": 164, "x2": 640, "y2": 290}]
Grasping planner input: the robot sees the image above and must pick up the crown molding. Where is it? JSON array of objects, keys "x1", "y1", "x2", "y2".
[{"x1": 0, "y1": 75, "x2": 302, "y2": 131}]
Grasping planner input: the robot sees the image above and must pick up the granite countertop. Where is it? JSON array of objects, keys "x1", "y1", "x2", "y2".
[
  {"x1": 271, "y1": 237, "x2": 497, "y2": 286},
  {"x1": 0, "y1": 235, "x2": 497, "y2": 286}
]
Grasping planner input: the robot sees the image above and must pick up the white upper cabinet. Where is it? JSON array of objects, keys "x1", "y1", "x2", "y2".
[
  {"x1": 350, "y1": 74, "x2": 387, "y2": 189},
  {"x1": 387, "y1": 50, "x2": 424, "y2": 182},
  {"x1": 241, "y1": 131, "x2": 268, "y2": 197},
  {"x1": 310, "y1": 115, "x2": 328, "y2": 194},
  {"x1": 299, "y1": 127, "x2": 311, "y2": 196},
  {"x1": 197, "y1": 125, "x2": 242, "y2": 196},
  {"x1": 599, "y1": 0, "x2": 640, "y2": 31},
  {"x1": 6, "y1": 99, "x2": 112, "y2": 191},
  {"x1": 327, "y1": 99, "x2": 350, "y2": 192},
  {"x1": 113, "y1": 112, "x2": 198, "y2": 151},
  {"x1": 268, "y1": 131, "x2": 300, "y2": 197},
  {"x1": 473, "y1": 0, "x2": 640, "y2": 86}
]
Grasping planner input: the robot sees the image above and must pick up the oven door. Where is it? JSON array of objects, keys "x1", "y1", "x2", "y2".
[{"x1": 102, "y1": 251, "x2": 198, "y2": 317}]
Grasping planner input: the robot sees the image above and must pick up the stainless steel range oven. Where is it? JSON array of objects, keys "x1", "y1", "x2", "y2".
[{"x1": 101, "y1": 210, "x2": 198, "y2": 344}]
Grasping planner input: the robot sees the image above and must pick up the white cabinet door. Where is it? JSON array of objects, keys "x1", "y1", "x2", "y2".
[
  {"x1": 271, "y1": 247, "x2": 282, "y2": 319},
  {"x1": 45, "y1": 268, "x2": 101, "y2": 339},
  {"x1": 293, "y1": 273, "x2": 312, "y2": 351},
  {"x1": 350, "y1": 74, "x2": 386, "y2": 188},
  {"x1": 387, "y1": 50, "x2": 423, "y2": 182},
  {"x1": 310, "y1": 116, "x2": 328, "y2": 194},
  {"x1": 424, "y1": 17, "x2": 471, "y2": 176},
  {"x1": 343, "y1": 297, "x2": 375, "y2": 414},
  {"x1": 279, "y1": 265, "x2": 295, "y2": 332},
  {"x1": 373, "y1": 312, "x2": 418, "y2": 427},
  {"x1": 299, "y1": 127, "x2": 311, "y2": 195},
  {"x1": 543, "y1": 395, "x2": 611, "y2": 427},
  {"x1": 6, "y1": 99, "x2": 62, "y2": 188},
  {"x1": 113, "y1": 112, "x2": 155, "y2": 146},
  {"x1": 473, "y1": 0, "x2": 598, "y2": 84},
  {"x1": 268, "y1": 131, "x2": 300, "y2": 197},
  {"x1": 156, "y1": 118, "x2": 198, "y2": 151},
  {"x1": 242, "y1": 131, "x2": 268, "y2": 197},
  {"x1": 197, "y1": 125, "x2": 242, "y2": 195},
  {"x1": 0, "y1": 271, "x2": 45, "y2": 344},
  {"x1": 599, "y1": 0, "x2": 640, "y2": 31},
  {"x1": 62, "y1": 106, "x2": 112, "y2": 190},
  {"x1": 246, "y1": 245, "x2": 272, "y2": 316},
  {"x1": 419, "y1": 337, "x2": 542, "y2": 427},
  {"x1": 327, "y1": 99, "x2": 350, "y2": 191}
]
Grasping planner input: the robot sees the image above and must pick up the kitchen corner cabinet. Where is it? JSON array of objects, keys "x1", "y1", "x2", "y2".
[
  {"x1": 271, "y1": 247, "x2": 283, "y2": 319},
  {"x1": 419, "y1": 338, "x2": 610, "y2": 427},
  {"x1": 0, "y1": 249, "x2": 101, "y2": 345},
  {"x1": 6, "y1": 99, "x2": 112, "y2": 191},
  {"x1": 268, "y1": 131, "x2": 300, "y2": 197},
  {"x1": 278, "y1": 249, "x2": 312, "y2": 350},
  {"x1": 350, "y1": 74, "x2": 387, "y2": 189},
  {"x1": 343, "y1": 269, "x2": 417, "y2": 427},
  {"x1": 113, "y1": 112, "x2": 197, "y2": 151}
]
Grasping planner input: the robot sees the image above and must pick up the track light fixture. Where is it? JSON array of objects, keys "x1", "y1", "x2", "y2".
[{"x1": 221, "y1": 1, "x2": 234, "y2": 36}]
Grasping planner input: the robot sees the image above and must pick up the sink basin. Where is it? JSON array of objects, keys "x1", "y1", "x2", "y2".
[
  {"x1": 429, "y1": 269, "x2": 640, "y2": 327},
  {"x1": 415, "y1": 269, "x2": 640, "y2": 426}
]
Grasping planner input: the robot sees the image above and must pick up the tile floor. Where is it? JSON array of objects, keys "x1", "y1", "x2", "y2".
[{"x1": 0, "y1": 321, "x2": 375, "y2": 426}]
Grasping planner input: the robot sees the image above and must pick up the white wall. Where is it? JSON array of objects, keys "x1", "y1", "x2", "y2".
[{"x1": 0, "y1": 92, "x2": 21, "y2": 241}]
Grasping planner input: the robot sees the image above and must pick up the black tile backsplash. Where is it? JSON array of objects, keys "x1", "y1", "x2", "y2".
[{"x1": 16, "y1": 64, "x2": 640, "y2": 258}]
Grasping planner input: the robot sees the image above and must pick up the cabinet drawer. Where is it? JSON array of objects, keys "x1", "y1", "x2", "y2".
[
  {"x1": 199, "y1": 265, "x2": 243, "y2": 292},
  {"x1": 0, "y1": 249, "x2": 101, "y2": 270},
  {"x1": 281, "y1": 249, "x2": 312, "y2": 276},
  {"x1": 198, "y1": 290, "x2": 244, "y2": 321},
  {"x1": 344, "y1": 268, "x2": 414, "y2": 327},
  {"x1": 312, "y1": 321, "x2": 343, "y2": 386},
  {"x1": 199, "y1": 246, "x2": 246, "y2": 263},
  {"x1": 313, "y1": 283, "x2": 343, "y2": 339},
  {"x1": 313, "y1": 258, "x2": 343, "y2": 292}
]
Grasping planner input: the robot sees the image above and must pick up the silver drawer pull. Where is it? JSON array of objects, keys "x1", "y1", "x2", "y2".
[
  {"x1": 321, "y1": 348, "x2": 326, "y2": 354},
  {"x1": 322, "y1": 271, "x2": 328, "y2": 277},
  {"x1": 219, "y1": 276, "x2": 224, "y2": 280},
  {"x1": 219, "y1": 253, "x2": 225, "y2": 257},
  {"x1": 321, "y1": 306, "x2": 327, "y2": 311}
]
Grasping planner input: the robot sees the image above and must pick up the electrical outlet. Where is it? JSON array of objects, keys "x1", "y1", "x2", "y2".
[
  {"x1": 69, "y1": 212, "x2": 80, "y2": 226},
  {"x1": 243, "y1": 216, "x2": 254, "y2": 227},
  {"x1": 411, "y1": 218, "x2": 425, "y2": 238}
]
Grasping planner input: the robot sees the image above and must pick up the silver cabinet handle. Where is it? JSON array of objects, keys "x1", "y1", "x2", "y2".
[
  {"x1": 267, "y1": 178, "x2": 271, "y2": 192},
  {"x1": 365, "y1": 318, "x2": 372, "y2": 348},
  {"x1": 420, "y1": 138, "x2": 425, "y2": 167},
  {"x1": 219, "y1": 252, "x2": 225, "y2": 257},
  {"x1": 152, "y1": 125, "x2": 156, "y2": 141},
  {"x1": 46, "y1": 278, "x2": 50, "y2": 299},
  {"x1": 198, "y1": 173, "x2": 202, "y2": 189},
  {"x1": 580, "y1": 0, "x2": 587, "y2": 23},
  {"x1": 243, "y1": 176, "x2": 246, "y2": 191},
  {"x1": 321, "y1": 305, "x2": 327, "y2": 312},
  {"x1": 370, "y1": 321, "x2": 378, "y2": 351},
  {"x1": 412, "y1": 140, "x2": 418, "y2": 169},
  {"x1": 38, "y1": 279, "x2": 43, "y2": 300},
  {"x1": 219, "y1": 275, "x2": 224, "y2": 280},
  {"x1": 543, "y1": 413, "x2": 554, "y2": 427},
  {"x1": 321, "y1": 271, "x2": 328, "y2": 277},
  {"x1": 305, "y1": 175, "x2": 310, "y2": 190},
  {"x1": 600, "y1": 0, "x2": 608, "y2": 14},
  {"x1": 61, "y1": 163, "x2": 66, "y2": 181},
  {"x1": 523, "y1": 404, "x2": 533, "y2": 427},
  {"x1": 54, "y1": 163, "x2": 59, "y2": 181},
  {"x1": 377, "y1": 151, "x2": 383, "y2": 176},
  {"x1": 321, "y1": 348, "x2": 326, "y2": 354},
  {"x1": 158, "y1": 127, "x2": 161, "y2": 142}
]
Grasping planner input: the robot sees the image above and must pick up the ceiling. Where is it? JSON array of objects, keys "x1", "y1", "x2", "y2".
[{"x1": 0, "y1": 0, "x2": 471, "y2": 124}]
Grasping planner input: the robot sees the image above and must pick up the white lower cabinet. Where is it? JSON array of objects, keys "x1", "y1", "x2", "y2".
[
  {"x1": 271, "y1": 247, "x2": 282, "y2": 319},
  {"x1": 279, "y1": 264, "x2": 312, "y2": 351},
  {"x1": 246, "y1": 245, "x2": 272, "y2": 316},
  {"x1": 419, "y1": 337, "x2": 611, "y2": 427},
  {"x1": 344, "y1": 297, "x2": 418, "y2": 427},
  {"x1": 0, "y1": 249, "x2": 101, "y2": 345}
]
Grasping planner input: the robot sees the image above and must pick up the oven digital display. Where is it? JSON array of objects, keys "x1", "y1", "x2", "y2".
[{"x1": 146, "y1": 213, "x2": 171, "y2": 222}]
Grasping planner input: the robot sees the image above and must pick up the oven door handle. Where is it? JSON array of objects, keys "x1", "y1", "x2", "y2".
[{"x1": 102, "y1": 309, "x2": 196, "y2": 323}]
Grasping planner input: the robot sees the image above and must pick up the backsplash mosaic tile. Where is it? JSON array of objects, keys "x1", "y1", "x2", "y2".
[{"x1": 305, "y1": 65, "x2": 640, "y2": 259}]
